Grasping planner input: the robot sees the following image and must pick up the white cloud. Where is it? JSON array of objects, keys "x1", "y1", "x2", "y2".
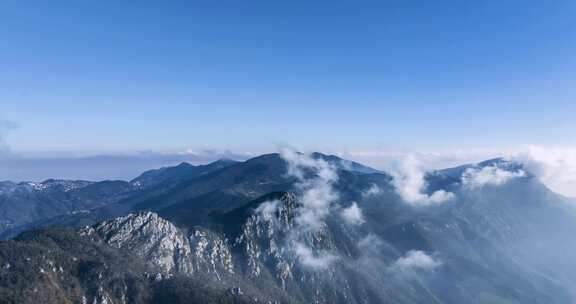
[
  {"x1": 329, "y1": 146, "x2": 576, "y2": 199},
  {"x1": 333, "y1": 148, "x2": 511, "y2": 172},
  {"x1": 358, "y1": 234, "x2": 383, "y2": 251},
  {"x1": 280, "y1": 149, "x2": 339, "y2": 231},
  {"x1": 514, "y1": 146, "x2": 576, "y2": 198},
  {"x1": 340, "y1": 202, "x2": 365, "y2": 225},
  {"x1": 462, "y1": 165, "x2": 526, "y2": 189},
  {"x1": 279, "y1": 149, "x2": 347, "y2": 270},
  {"x1": 0, "y1": 120, "x2": 18, "y2": 156},
  {"x1": 294, "y1": 242, "x2": 339, "y2": 270},
  {"x1": 362, "y1": 183, "x2": 382, "y2": 197},
  {"x1": 254, "y1": 199, "x2": 280, "y2": 222},
  {"x1": 331, "y1": 146, "x2": 576, "y2": 199},
  {"x1": 388, "y1": 155, "x2": 454, "y2": 205},
  {"x1": 393, "y1": 250, "x2": 441, "y2": 271},
  {"x1": 169, "y1": 148, "x2": 255, "y2": 162}
]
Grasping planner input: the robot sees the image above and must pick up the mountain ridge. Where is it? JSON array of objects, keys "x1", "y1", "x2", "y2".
[{"x1": 1, "y1": 152, "x2": 576, "y2": 303}]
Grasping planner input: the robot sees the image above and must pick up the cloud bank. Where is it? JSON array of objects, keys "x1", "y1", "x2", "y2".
[
  {"x1": 337, "y1": 146, "x2": 576, "y2": 199},
  {"x1": 340, "y1": 146, "x2": 576, "y2": 199},
  {"x1": 515, "y1": 146, "x2": 576, "y2": 198}
]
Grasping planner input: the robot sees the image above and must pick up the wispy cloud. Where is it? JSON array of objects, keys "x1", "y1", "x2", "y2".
[
  {"x1": 254, "y1": 199, "x2": 281, "y2": 222},
  {"x1": 392, "y1": 250, "x2": 442, "y2": 271},
  {"x1": 388, "y1": 155, "x2": 453, "y2": 205},
  {"x1": 334, "y1": 148, "x2": 510, "y2": 172},
  {"x1": 280, "y1": 149, "x2": 340, "y2": 231},
  {"x1": 0, "y1": 120, "x2": 18, "y2": 156},
  {"x1": 172, "y1": 147, "x2": 256, "y2": 160},
  {"x1": 357, "y1": 234, "x2": 383, "y2": 251},
  {"x1": 340, "y1": 202, "x2": 365, "y2": 225},
  {"x1": 334, "y1": 146, "x2": 576, "y2": 199},
  {"x1": 279, "y1": 149, "x2": 345, "y2": 269},
  {"x1": 362, "y1": 183, "x2": 382, "y2": 197},
  {"x1": 462, "y1": 165, "x2": 526, "y2": 189},
  {"x1": 514, "y1": 145, "x2": 576, "y2": 198},
  {"x1": 293, "y1": 242, "x2": 339, "y2": 270}
]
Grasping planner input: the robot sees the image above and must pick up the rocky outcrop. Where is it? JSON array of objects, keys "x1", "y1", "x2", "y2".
[
  {"x1": 82, "y1": 212, "x2": 235, "y2": 280},
  {"x1": 79, "y1": 193, "x2": 349, "y2": 303},
  {"x1": 83, "y1": 212, "x2": 194, "y2": 276}
]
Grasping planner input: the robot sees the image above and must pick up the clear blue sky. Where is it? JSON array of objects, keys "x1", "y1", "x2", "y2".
[{"x1": 1, "y1": 0, "x2": 575, "y2": 153}]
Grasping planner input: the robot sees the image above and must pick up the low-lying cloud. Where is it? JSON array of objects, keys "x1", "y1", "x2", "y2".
[
  {"x1": 340, "y1": 146, "x2": 576, "y2": 199},
  {"x1": 254, "y1": 199, "x2": 280, "y2": 222},
  {"x1": 393, "y1": 250, "x2": 442, "y2": 271},
  {"x1": 362, "y1": 184, "x2": 382, "y2": 197},
  {"x1": 388, "y1": 155, "x2": 453, "y2": 205},
  {"x1": 281, "y1": 149, "x2": 340, "y2": 231},
  {"x1": 280, "y1": 149, "x2": 352, "y2": 269},
  {"x1": 515, "y1": 146, "x2": 576, "y2": 198},
  {"x1": 340, "y1": 202, "x2": 365, "y2": 225},
  {"x1": 462, "y1": 165, "x2": 526, "y2": 189},
  {"x1": 357, "y1": 234, "x2": 383, "y2": 252},
  {"x1": 293, "y1": 242, "x2": 339, "y2": 270}
]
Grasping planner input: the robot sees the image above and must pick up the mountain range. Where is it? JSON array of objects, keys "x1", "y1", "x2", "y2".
[{"x1": 1, "y1": 152, "x2": 575, "y2": 303}]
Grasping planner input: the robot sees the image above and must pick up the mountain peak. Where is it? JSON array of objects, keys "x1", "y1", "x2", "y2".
[
  {"x1": 130, "y1": 158, "x2": 237, "y2": 188},
  {"x1": 213, "y1": 158, "x2": 237, "y2": 165},
  {"x1": 243, "y1": 152, "x2": 381, "y2": 174},
  {"x1": 175, "y1": 161, "x2": 194, "y2": 168},
  {"x1": 437, "y1": 157, "x2": 527, "y2": 180},
  {"x1": 476, "y1": 157, "x2": 525, "y2": 171},
  {"x1": 89, "y1": 211, "x2": 172, "y2": 237},
  {"x1": 310, "y1": 152, "x2": 382, "y2": 174}
]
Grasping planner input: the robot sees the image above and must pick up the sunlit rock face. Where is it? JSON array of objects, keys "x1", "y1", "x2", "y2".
[
  {"x1": 216, "y1": 192, "x2": 372, "y2": 304},
  {"x1": 225, "y1": 202, "x2": 341, "y2": 299},
  {"x1": 83, "y1": 212, "x2": 194, "y2": 276},
  {"x1": 233, "y1": 193, "x2": 333, "y2": 276},
  {"x1": 79, "y1": 193, "x2": 355, "y2": 303},
  {"x1": 189, "y1": 228, "x2": 234, "y2": 278},
  {"x1": 234, "y1": 192, "x2": 301, "y2": 279},
  {"x1": 83, "y1": 212, "x2": 235, "y2": 279}
]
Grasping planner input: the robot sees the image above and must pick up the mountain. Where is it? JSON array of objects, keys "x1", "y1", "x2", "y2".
[
  {"x1": 0, "y1": 179, "x2": 138, "y2": 239},
  {"x1": 0, "y1": 159, "x2": 239, "y2": 239},
  {"x1": 31, "y1": 153, "x2": 383, "y2": 230},
  {"x1": 131, "y1": 159, "x2": 239, "y2": 189},
  {"x1": 0, "y1": 227, "x2": 265, "y2": 304},
  {"x1": 1, "y1": 152, "x2": 576, "y2": 303},
  {"x1": 308, "y1": 152, "x2": 382, "y2": 174}
]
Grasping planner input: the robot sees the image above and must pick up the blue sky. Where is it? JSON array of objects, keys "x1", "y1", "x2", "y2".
[{"x1": 1, "y1": 0, "x2": 576, "y2": 154}]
